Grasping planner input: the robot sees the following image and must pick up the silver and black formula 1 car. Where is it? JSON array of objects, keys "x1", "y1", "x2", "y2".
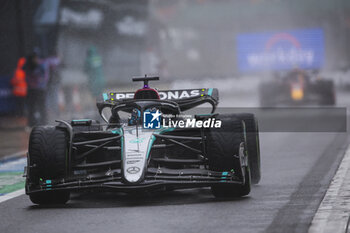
[
  {"x1": 24, "y1": 76, "x2": 261, "y2": 205},
  {"x1": 259, "y1": 69, "x2": 336, "y2": 106}
]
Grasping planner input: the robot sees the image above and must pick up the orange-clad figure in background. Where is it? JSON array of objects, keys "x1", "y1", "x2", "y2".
[{"x1": 11, "y1": 57, "x2": 27, "y2": 116}]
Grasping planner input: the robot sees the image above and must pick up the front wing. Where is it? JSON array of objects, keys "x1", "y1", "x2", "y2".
[{"x1": 26, "y1": 167, "x2": 243, "y2": 194}]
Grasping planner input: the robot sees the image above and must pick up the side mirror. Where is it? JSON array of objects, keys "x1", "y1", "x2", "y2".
[{"x1": 96, "y1": 102, "x2": 112, "y2": 123}]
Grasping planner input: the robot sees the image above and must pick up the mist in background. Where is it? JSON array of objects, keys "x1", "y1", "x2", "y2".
[
  {"x1": 1, "y1": 0, "x2": 350, "y2": 118},
  {"x1": 56, "y1": 0, "x2": 350, "y2": 84}
]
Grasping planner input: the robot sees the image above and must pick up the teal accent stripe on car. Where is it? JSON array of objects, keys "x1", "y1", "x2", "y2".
[
  {"x1": 72, "y1": 119, "x2": 91, "y2": 122},
  {"x1": 111, "y1": 128, "x2": 122, "y2": 135},
  {"x1": 102, "y1": 93, "x2": 108, "y2": 101},
  {"x1": 208, "y1": 88, "x2": 213, "y2": 96},
  {"x1": 120, "y1": 136, "x2": 124, "y2": 160},
  {"x1": 146, "y1": 135, "x2": 156, "y2": 159},
  {"x1": 153, "y1": 127, "x2": 176, "y2": 135},
  {"x1": 111, "y1": 128, "x2": 124, "y2": 159},
  {"x1": 196, "y1": 114, "x2": 214, "y2": 116},
  {"x1": 220, "y1": 171, "x2": 228, "y2": 182},
  {"x1": 45, "y1": 180, "x2": 52, "y2": 189},
  {"x1": 221, "y1": 172, "x2": 228, "y2": 176}
]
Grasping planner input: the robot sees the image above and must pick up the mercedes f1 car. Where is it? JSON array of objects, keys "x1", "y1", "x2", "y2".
[
  {"x1": 25, "y1": 76, "x2": 261, "y2": 204},
  {"x1": 259, "y1": 69, "x2": 336, "y2": 106}
]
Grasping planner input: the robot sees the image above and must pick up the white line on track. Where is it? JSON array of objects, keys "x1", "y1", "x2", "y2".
[
  {"x1": 0, "y1": 189, "x2": 25, "y2": 203},
  {"x1": 0, "y1": 150, "x2": 27, "y2": 204},
  {"x1": 0, "y1": 157, "x2": 27, "y2": 172},
  {"x1": 309, "y1": 143, "x2": 350, "y2": 233}
]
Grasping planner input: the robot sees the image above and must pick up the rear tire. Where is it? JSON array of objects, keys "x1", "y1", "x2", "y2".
[
  {"x1": 205, "y1": 114, "x2": 251, "y2": 198},
  {"x1": 27, "y1": 126, "x2": 70, "y2": 205},
  {"x1": 315, "y1": 80, "x2": 335, "y2": 106}
]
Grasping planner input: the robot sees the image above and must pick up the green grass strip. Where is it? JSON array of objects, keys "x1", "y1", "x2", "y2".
[{"x1": 0, "y1": 171, "x2": 25, "y2": 194}]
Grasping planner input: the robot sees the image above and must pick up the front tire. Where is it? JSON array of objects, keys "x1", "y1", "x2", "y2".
[
  {"x1": 29, "y1": 190, "x2": 70, "y2": 205},
  {"x1": 205, "y1": 114, "x2": 251, "y2": 198},
  {"x1": 26, "y1": 126, "x2": 70, "y2": 205},
  {"x1": 236, "y1": 114, "x2": 261, "y2": 184},
  {"x1": 211, "y1": 168, "x2": 251, "y2": 198}
]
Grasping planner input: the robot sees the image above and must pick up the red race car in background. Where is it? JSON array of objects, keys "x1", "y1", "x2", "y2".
[{"x1": 259, "y1": 69, "x2": 335, "y2": 107}]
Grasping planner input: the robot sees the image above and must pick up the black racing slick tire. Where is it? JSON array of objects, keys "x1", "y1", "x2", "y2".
[
  {"x1": 29, "y1": 191, "x2": 70, "y2": 205},
  {"x1": 236, "y1": 114, "x2": 261, "y2": 184},
  {"x1": 27, "y1": 126, "x2": 70, "y2": 205},
  {"x1": 205, "y1": 114, "x2": 251, "y2": 198},
  {"x1": 211, "y1": 168, "x2": 251, "y2": 198},
  {"x1": 315, "y1": 80, "x2": 336, "y2": 106}
]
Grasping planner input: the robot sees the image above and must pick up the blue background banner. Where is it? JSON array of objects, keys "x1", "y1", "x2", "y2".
[{"x1": 236, "y1": 28, "x2": 325, "y2": 72}]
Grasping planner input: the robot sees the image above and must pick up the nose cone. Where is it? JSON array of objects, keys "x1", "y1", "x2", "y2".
[{"x1": 122, "y1": 127, "x2": 155, "y2": 183}]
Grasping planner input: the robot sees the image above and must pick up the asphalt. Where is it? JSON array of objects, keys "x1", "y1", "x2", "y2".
[{"x1": 0, "y1": 89, "x2": 349, "y2": 233}]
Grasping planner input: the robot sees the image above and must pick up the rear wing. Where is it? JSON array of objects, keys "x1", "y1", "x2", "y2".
[{"x1": 100, "y1": 88, "x2": 219, "y2": 112}]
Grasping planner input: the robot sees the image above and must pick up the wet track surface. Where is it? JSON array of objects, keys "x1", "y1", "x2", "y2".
[{"x1": 0, "y1": 90, "x2": 349, "y2": 233}]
